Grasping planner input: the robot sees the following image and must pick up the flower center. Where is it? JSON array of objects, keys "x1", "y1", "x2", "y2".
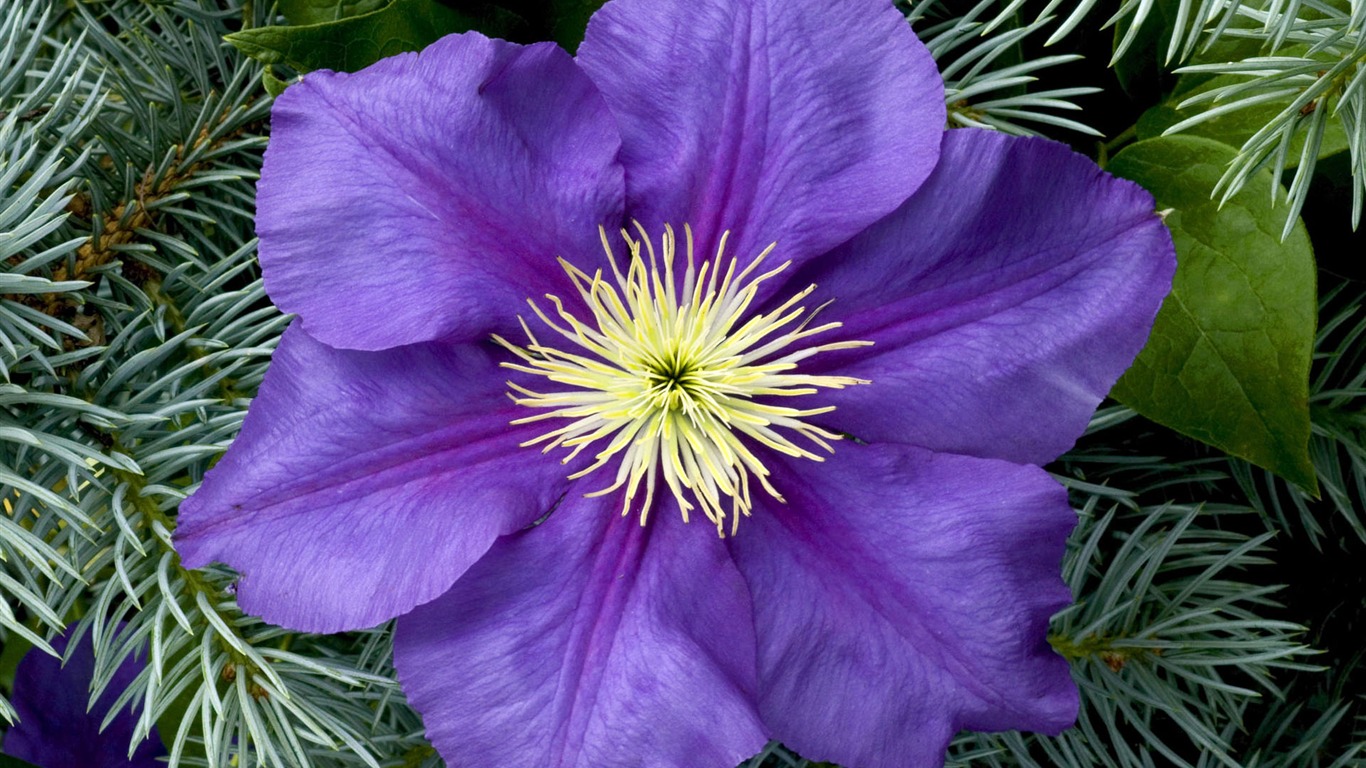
[{"x1": 492, "y1": 223, "x2": 870, "y2": 536}]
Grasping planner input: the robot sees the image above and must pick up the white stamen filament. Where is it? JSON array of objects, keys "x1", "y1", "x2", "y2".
[{"x1": 492, "y1": 223, "x2": 870, "y2": 537}]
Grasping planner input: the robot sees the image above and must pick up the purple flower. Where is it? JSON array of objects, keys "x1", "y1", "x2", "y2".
[
  {"x1": 3, "y1": 631, "x2": 164, "y2": 768},
  {"x1": 174, "y1": 0, "x2": 1174, "y2": 764}
]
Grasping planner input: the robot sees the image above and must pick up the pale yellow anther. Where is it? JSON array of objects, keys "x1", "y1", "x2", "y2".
[{"x1": 493, "y1": 223, "x2": 870, "y2": 537}]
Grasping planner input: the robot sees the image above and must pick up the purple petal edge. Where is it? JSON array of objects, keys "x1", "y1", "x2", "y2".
[
  {"x1": 175, "y1": 326, "x2": 574, "y2": 633},
  {"x1": 798, "y1": 129, "x2": 1176, "y2": 465},
  {"x1": 395, "y1": 493, "x2": 768, "y2": 768},
  {"x1": 731, "y1": 443, "x2": 1079, "y2": 768},
  {"x1": 259, "y1": 32, "x2": 624, "y2": 351},
  {"x1": 578, "y1": 0, "x2": 944, "y2": 273}
]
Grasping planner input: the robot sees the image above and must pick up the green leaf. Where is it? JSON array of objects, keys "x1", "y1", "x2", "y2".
[
  {"x1": 279, "y1": 0, "x2": 389, "y2": 25},
  {"x1": 1112, "y1": 0, "x2": 1181, "y2": 96},
  {"x1": 261, "y1": 66, "x2": 291, "y2": 97},
  {"x1": 0, "y1": 755, "x2": 44, "y2": 768},
  {"x1": 1112, "y1": 0, "x2": 1269, "y2": 97},
  {"x1": 545, "y1": 0, "x2": 606, "y2": 51},
  {"x1": 1136, "y1": 47, "x2": 1350, "y2": 164},
  {"x1": 226, "y1": 0, "x2": 524, "y2": 77},
  {"x1": 1108, "y1": 135, "x2": 1318, "y2": 493},
  {"x1": 0, "y1": 632, "x2": 31, "y2": 693}
]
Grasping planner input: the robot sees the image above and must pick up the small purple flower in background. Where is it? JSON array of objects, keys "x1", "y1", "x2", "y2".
[
  {"x1": 175, "y1": 0, "x2": 1175, "y2": 765},
  {"x1": 3, "y1": 631, "x2": 164, "y2": 768}
]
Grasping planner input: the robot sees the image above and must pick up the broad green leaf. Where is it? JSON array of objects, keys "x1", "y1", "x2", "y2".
[
  {"x1": 279, "y1": 0, "x2": 389, "y2": 25},
  {"x1": 226, "y1": 0, "x2": 524, "y2": 78},
  {"x1": 0, "y1": 632, "x2": 29, "y2": 691},
  {"x1": 546, "y1": 0, "x2": 607, "y2": 51},
  {"x1": 1108, "y1": 135, "x2": 1317, "y2": 493},
  {"x1": 1112, "y1": 0, "x2": 1181, "y2": 96},
  {"x1": 261, "y1": 66, "x2": 291, "y2": 98},
  {"x1": 1112, "y1": 0, "x2": 1265, "y2": 97},
  {"x1": 0, "y1": 755, "x2": 44, "y2": 768},
  {"x1": 1136, "y1": 45, "x2": 1350, "y2": 164}
]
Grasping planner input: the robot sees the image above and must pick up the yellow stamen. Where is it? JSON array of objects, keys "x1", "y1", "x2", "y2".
[{"x1": 492, "y1": 223, "x2": 871, "y2": 537}]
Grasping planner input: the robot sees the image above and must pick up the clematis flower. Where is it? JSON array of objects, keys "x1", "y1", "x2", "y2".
[
  {"x1": 3, "y1": 631, "x2": 164, "y2": 768},
  {"x1": 175, "y1": 0, "x2": 1175, "y2": 764}
]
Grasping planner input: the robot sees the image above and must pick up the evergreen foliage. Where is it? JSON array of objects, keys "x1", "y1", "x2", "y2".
[{"x1": 1, "y1": 0, "x2": 1362, "y2": 766}]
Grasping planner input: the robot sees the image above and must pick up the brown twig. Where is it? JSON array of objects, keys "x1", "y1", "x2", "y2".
[{"x1": 12, "y1": 125, "x2": 228, "y2": 333}]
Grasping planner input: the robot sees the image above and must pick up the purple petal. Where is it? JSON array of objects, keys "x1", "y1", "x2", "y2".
[
  {"x1": 730, "y1": 444, "x2": 1078, "y2": 768},
  {"x1": 259, "y1": 32, "x2": 624, "y2": 351},
  {"x1": 394, "y1": 494, "x2": 768, "y2": 768},
  {"x1": 576, "y1": 0, "x2": 943, "y2": 271},
  {"x1": 6, "y1": 630, "x2": 164, "y2": 768},
  {"x1": 796, "y1": 129, "x2": 1176, "y2": 464},
  {"x1": 175, "y1": 325, "x2": 574, "y2": 633}
]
